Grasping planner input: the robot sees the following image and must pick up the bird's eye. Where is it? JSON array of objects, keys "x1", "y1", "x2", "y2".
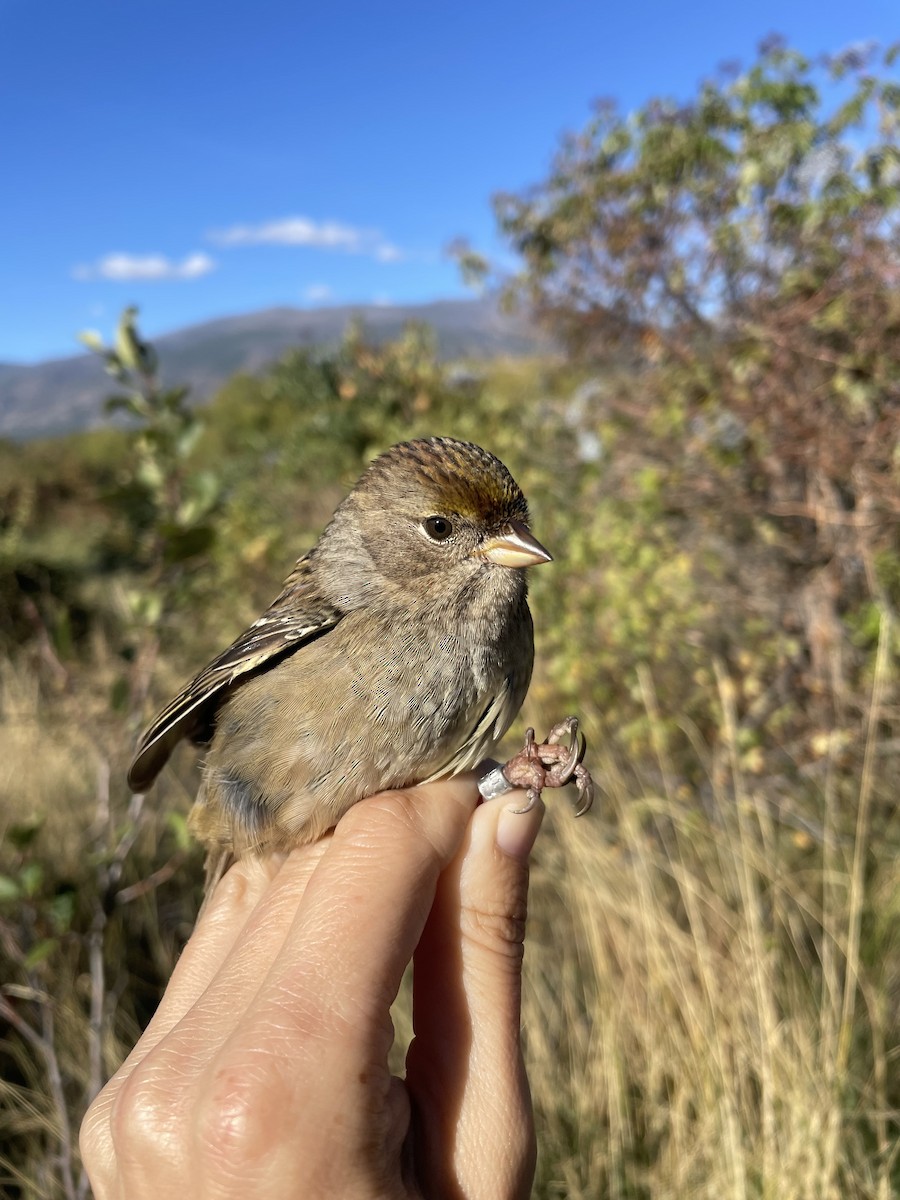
[{"x1": 423, "y1": 515, "x2": 454, "y2": 542}]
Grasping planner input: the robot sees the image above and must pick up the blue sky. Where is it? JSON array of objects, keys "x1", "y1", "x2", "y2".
[{"x1": 3, "y1": 0, "x2": 897, "y2": 362}]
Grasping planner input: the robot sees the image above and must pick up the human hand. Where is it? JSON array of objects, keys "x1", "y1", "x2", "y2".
[{"x1": 80, "y1": 772, "x2": 543, "y2": 1199}]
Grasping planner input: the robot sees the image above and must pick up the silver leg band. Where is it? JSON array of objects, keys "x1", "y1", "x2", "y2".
[{"x1": 477, "y1": 766, "x2": 515, "y2": 801}]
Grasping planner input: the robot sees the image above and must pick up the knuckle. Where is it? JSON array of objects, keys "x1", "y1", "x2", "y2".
[
  {"x1": 460, "y1": 899, "x2": 528, "y2": 961},
  {"x1": 109, "y1": 1062, "x2": 182, "y2": 1161},
  {"x1": 196, "y1": 1059, "x2": 286, "y2": 1169}
]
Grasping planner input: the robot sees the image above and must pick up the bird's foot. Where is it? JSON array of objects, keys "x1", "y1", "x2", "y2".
[{"x1": 479, "y1": 716, "x2": 594, "y2": 816}]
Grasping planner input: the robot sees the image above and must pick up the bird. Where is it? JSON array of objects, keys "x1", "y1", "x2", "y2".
[{"x1": 127, "y1": 436, "x2": 553, "y2": 892}]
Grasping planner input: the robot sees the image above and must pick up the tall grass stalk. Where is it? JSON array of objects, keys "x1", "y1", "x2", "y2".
[{"x1": 522, "y1": 662, "x2": 896, "y2": 1199}]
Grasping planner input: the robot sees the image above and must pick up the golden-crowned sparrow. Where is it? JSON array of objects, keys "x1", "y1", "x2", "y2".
[{"x1": 128, "y1": 437, "x2": 558, "y2": 888}]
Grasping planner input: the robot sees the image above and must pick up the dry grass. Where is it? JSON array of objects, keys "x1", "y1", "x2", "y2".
[
  {"x1": 1, "y1": 632, "x2": 898, "y2": 1199},
  {"x1": 519, "y1": 632, "x2": 899, "y2": 1198}
]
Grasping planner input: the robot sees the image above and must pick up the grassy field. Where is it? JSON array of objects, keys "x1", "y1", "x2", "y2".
[{"x1": 1, "y1": 342, "x2": 897, "y2": 1198}]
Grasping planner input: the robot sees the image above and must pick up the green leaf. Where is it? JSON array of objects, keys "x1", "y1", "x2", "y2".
[
  {"x1": 162, "y1": 523, "x2": 216, "y2": 563},
  {"x1": 175, "y1": 471, "x2": 221, "y2": 527},
  {"x1": 166, "y1": 811, "x2": 192, "y2": 853},
  {"x1": 105, "y1": 392, "x2": 150, "y2": 420},
  {"x1": 78, "y1": 329, "x2": 106, "y2": 353},
  {"x1": 135, "y1": 458, "x2": 165, "y2": 491},
  {"x1": 103, "y1": 352, "x2": 127, "y2": 381},
  {"x1": 0, "y1": 875, "x2": 21, "y2": 902},
  {"x1": 6, "y1": 817, "x2": 44, "y2": 851},
  {"x1": 162, "y1": 385, "x2": 190, "y2": 413},
  {"x1": 109, "y1": 675, "x2": 130, "y2": 713},
  {"x1": 20, "y1": 863, "x2": 44, "y2": 897},
  {"x1": 24, "y1": 939, "x2": 57, "y2": 969},
  {"x1": 49, "y1": 891, "x2": 75, "y2": 934},
  {"x1": 126, "y1": 589, "x2": 163, "y2": 626},
  {"x1": 115, "y1": 308, "x2": 144, "y2": 371},
  {"x1": 175, "y1": 421, "x2": 203, "y2": 459}
]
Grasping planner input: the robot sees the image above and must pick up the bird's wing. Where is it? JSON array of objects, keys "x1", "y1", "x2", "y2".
[
  {"x1": 127, "y1": 554, "x2": 340, "y2": 792},
  {"x1": 424, "y1": 673, "x2": 524, "y2": 783}
]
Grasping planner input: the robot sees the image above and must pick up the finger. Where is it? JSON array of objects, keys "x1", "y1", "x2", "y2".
[
  {"x1": 82, "y1": 856, "x2": 278, "y2": 1116},
  {"x1": 104, "y1": 848, "x2": 309, "y2": 1083},
  {"x1": 142, "y1": 856, "x2": 286, "y2": 1038},
  {"x1": 406, "y1": 789, "x2": 543, "y2": 1200},
  {"x1": 247, "y1": 774, "x2": 479, "y2": 1047},
  {"x1": 164, "y1": 838, "x2": 332, "y2": 1037},
  {"x1": 124, "y1": 837, "x2": 330, "y2": 1074}
]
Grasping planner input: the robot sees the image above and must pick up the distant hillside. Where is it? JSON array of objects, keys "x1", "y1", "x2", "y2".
[{"x1": 0, "y1": 297, "x2": 539, "y2": 440}]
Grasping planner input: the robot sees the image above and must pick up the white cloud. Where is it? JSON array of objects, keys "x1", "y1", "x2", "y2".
[
  {"x1": 303, "y1": 283, "x2": 335, "y2": 303},
  {"x1": 208, "y1": 215, "x2": 404, "y2": 262},
  {"x1": 72, "y1": 252, "x2": 216, "y2": 282},
  {"x1": 211, "y1": 217, "x2": 362, "y2": 249},
  {"x1": 372, "y1": 294, "x2": 394, "y2": 308}
]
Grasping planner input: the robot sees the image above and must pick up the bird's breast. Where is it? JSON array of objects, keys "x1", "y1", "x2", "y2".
[{"x1": 198, "y1": 606, "x2": 520, "y2": 852}]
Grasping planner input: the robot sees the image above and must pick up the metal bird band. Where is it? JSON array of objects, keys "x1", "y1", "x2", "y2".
[{"x1": 478, "y1": 717, "x2": 593, "y2": 816}]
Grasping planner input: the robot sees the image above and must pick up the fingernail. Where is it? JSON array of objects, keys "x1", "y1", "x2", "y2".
[{"x1": 496, "y1": 796, "x2": 545, "y2": 862}]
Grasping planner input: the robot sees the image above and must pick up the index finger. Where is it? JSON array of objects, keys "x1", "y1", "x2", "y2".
[{"x1": 247, "y1": 774, "x2": 479, "y2": 1044}]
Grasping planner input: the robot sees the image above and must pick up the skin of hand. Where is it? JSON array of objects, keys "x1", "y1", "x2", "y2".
[
  {"x1": 126, "y1": 438, "x2": 551, "y2": 890},
  {"x1": 80, "y1": 773, "x2": 544, "y2": 1200}
]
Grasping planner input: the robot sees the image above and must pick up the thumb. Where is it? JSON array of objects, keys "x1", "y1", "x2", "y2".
[{"x1": 407, "y1": 778, "x2": 542, "y2": 1200}]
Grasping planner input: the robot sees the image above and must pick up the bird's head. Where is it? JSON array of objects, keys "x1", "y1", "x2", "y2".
[{"x1": 314, "y1": 437, "x2": 551, "y2": 615}]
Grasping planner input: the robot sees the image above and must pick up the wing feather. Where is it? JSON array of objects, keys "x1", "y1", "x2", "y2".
[
  {"x1": 423, "y1": 675, "x2": 521, "y2": 782},
  {"x1": 127, "y1": 555, "x2": 340, "y2": 792}
]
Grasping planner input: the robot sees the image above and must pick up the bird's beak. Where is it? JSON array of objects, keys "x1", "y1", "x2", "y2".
[{"x1": 477, "y1": 520, "x2": 553, "y2": 568}]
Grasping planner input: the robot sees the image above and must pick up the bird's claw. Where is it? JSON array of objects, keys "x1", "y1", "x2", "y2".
[{"x1": 499, "y1": 716, "x2": 594, "y2": 816}]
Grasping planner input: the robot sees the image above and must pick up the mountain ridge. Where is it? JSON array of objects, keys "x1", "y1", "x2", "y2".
[{"x1": 0, "y1": 297, "x2": 538, "y2": 440}]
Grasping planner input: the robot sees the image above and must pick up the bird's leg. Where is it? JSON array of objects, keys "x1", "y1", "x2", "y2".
[{"x1": 483, "y1": 716, "x2": 594, "y2": 816}]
